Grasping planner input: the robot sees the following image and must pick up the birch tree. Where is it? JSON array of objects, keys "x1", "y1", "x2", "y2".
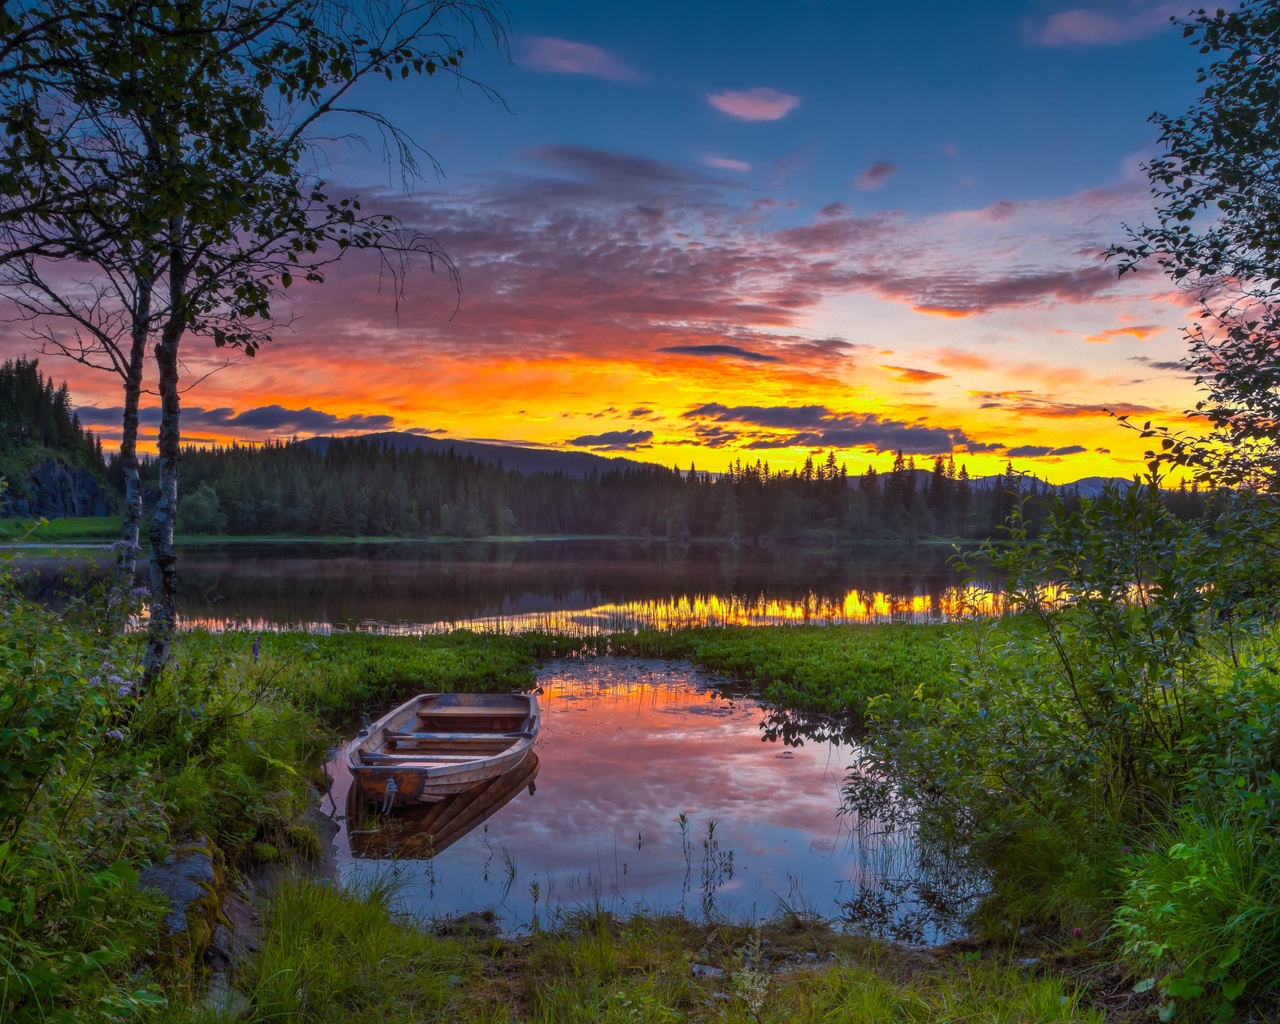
[{"x1": 0, "y1": 0, "x2": 505, "y2": 682}]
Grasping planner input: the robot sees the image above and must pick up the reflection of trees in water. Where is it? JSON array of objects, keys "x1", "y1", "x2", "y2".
[
  {"x1": 172, "y1": 541, "x2": 968, "y2": 626},
  {"x1": 838, "y1": 742, "x2": 987, "y2": 943},
  {"x1": 13, "y1": 559, "x2": 122, "y2": 611},
  {"x1": 17, "y1": 541, "x2": 991, "y2": 630}
]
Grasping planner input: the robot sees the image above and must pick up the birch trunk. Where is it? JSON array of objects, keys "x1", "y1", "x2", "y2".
[
  {"x1": 115, "y1": 272, "x2": 152, "y2": 589},
  {"x1": 142, "y1": 222, "x2": 185, "y2": 689}
]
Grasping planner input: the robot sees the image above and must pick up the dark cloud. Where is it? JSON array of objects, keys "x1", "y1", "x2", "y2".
[
  {"x1": 683, "y1": 402, "x2": 973, "y2": 455},
  {"x1": 971, "y1": 392, "x2": 1158, "y2": 419},
  {"x1": 629, "y1": 407, "x2": 654, "y2": 417},
  {"x1": 902, "y1": 266, "x2": 1118, "y2": 316},
  {"x1": 690, "y1": 424, "x2": 739, "y2": 448},
  {"x1": 685, "y1": 402, "x2": 831, "y2": 430},
  {"x1": 566, "y1": 428, "x2": 654, "y2": 451},
  {"x1": 1005, "y1": 443, "x2": 1087, "y2": 458},
  {"x1": 76, "y1": 403, "x2": 394, "y2": 435},
  {"x1": 520, "y1": 145, "x2": 723, "y2": 193},
  {"x1": 657, "y1": 344, "x2": 781, "y2": 363},
  {"x1": 1130, "y1": 355, "x2": 1191, "y2": 373}
]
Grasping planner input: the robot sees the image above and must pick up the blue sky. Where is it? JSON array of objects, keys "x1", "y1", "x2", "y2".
[{"x1": 375, "y1": 0, "x2": 1204, "y2": 213}]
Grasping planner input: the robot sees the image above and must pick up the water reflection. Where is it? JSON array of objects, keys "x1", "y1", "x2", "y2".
[
  {"x1": 16, "y1": 539, "x2": 999, "y2": 632},
  {"x1": 323, "y1": 659, "x2": 979, "y2": 940}
]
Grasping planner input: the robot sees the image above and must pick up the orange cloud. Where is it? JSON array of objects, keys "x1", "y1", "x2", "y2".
[
  {"x1": 879, "y1": 364, "x2": 948, "y2": 383},
  {"x1": 1083, "y1": 325, "x2": 1162, "y2": 343},
  {"x1": 932, "y1": 349, "x2": 991, "y2": 371},
  {"x1": 912, "y1": 306, "x2": 978, "y2": 318}
]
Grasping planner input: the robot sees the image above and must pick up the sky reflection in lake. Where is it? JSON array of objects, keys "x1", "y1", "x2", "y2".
[{"x1": 324, "y1": 659, "x2": 977, "y2": 941}]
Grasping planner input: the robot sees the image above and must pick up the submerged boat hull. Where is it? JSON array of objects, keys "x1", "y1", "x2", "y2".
[{"x1": 347, "y1": 692, "x2": 539, "y2": 808}]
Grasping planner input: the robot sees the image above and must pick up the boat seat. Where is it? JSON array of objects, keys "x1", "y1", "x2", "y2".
[
  {"x1": 360, "y1": 751, "x2": 483, "y2": 764},
  {"x1": 385, "y1": 730, "x2": 528, "y2": 742},
  {"x1": 417, "y1": 706, "x2": 526, "y2": 716}
]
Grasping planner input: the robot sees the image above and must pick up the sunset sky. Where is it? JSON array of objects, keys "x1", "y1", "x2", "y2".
[{"x1": 2, "y1": 0, "x2": 1216, "y2": 481}]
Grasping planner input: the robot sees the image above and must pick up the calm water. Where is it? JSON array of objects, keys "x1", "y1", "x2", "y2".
[
  {"x1": 323, "y1": 659, "x2": 978, "y2": 941},
  {"x1": 17, "y1": 539, "x2": 990, "y2": 632}
]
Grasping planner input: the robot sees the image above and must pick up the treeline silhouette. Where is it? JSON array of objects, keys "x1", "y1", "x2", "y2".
[
  {"x1": 106, "y1": 437, "x2": 1221, "y2": 541},
  {"x1": 0, "y1": 358, "x2": 105, "y2": 471}
]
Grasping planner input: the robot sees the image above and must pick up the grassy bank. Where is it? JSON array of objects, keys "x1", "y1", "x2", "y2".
[
  {"x1": 2, "y1": 513, "x2": 988, "y2": 548},
  {"x1": 180, "y1": 622, "x2": 972, "y2": 731},
  {"x1": 186, "y1": 878, "x2": 1103, "y2": 1024},
  {"x1": 0, "y1": 513, "x2": 122, "y2": 541}
]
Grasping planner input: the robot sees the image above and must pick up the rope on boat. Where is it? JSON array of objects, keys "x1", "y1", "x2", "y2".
[{"x1": 381, "y1": 777, "x2": 398, "y2": 814}]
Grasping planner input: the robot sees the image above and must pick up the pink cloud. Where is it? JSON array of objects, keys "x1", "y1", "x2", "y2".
[
  {"x1": 1032, "y1": 4, "x2": 1182, "y2": 46},
  {"x1": 516, "y1": 35, "x2": 638, "y2": 80},
  {"x1": 702, "y1": 156, "x2": 751, "y2": 172},
  {"x1": 707, "y1": 88, "x2": 800, "y2": 122},
  {"x1": 852, "y1": 161, "x2": 899, "y2": 191},
  {"x1": 5, "y1": 147, "x2": 1181, "y2": 442}
]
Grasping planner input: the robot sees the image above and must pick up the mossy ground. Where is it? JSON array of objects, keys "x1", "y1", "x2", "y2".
[{"x1": 166, "y1": 877, "x2": 1110, "y2": 1024}]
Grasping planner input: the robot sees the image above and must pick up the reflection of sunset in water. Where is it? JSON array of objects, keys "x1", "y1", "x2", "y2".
[
  {"x1": 325, "y1": 659, "x2": 978, "y2": 939},
  {"x1": 188, "y1": 584, "x2": 1005, "y2": 634}
]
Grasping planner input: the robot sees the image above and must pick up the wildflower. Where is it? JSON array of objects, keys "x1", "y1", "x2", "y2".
[
  {"x1": 131, "y1": 586, "x2": 150, "y2": 599},
  {"x1": 89, "y1": 675, "x2": 102, "y2": 686},
  {"x1": 116, "y1": 679, "x2": 135, "y2": 698},
  {"x1": 252, "y1": 635, "x2": 261, "y2": 663},
  {"x1": 1072, "y1": 927, "x2": 1083, "y2": 940},
  {"x1": 106, "y1": 729, "x2": 125, "y2": 741}
]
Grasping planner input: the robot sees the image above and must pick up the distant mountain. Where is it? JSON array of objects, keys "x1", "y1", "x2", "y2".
[
  {"x1": 305, "y1": 431, "x2": 663, "y2": 479},
  {"x1": 1063, "y1": 476, "x2": 1138, "y2": 497},
  {"x1": 968, "y1": 474, "x2": 1132, "y2": 495},
  {"x1": 305, "y1": 433, "x2": 1143, "y2": 494}
]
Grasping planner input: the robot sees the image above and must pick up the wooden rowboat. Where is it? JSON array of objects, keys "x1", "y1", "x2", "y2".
[
  {"x1": 347, "y1": 692, "x2": 539, "y2": 809},
  {"x1": 346, "y1": 750, "x2": 540, "y2": 859}
]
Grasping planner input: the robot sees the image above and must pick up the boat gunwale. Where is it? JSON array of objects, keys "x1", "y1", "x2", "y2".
[{"x1": 346, "y1": 692, "x2": 540, "y2": 781}]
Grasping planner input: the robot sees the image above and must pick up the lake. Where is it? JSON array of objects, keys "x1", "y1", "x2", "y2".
[
  {"x1": 323, "y1": 659, "x2": 978, "y2": 941},
  {"x1": 17, "y1": 538, "x2": 989, "y2": 632}
]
